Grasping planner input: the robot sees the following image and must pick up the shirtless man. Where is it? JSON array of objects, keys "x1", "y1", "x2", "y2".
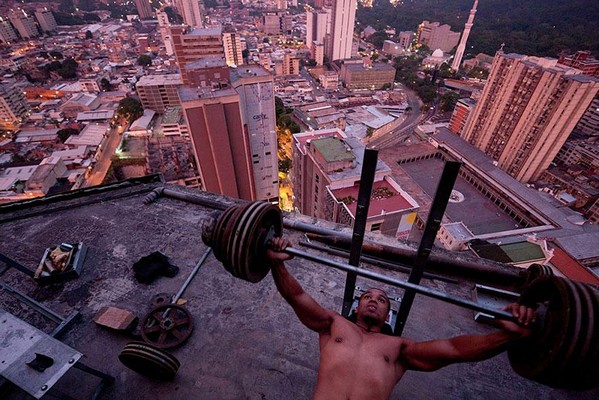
[{"x1": 267, "y1": 237, "x2": 536, "y2": 400}]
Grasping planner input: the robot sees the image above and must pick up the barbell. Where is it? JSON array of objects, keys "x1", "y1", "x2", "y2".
[{"x1": 201, "y1": 201, "x2": 599, "y2": 390}]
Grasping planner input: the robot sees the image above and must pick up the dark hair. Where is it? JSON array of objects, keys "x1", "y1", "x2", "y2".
[{"x1": 359, "y1": 288, "x2": 391, "y2": 314}]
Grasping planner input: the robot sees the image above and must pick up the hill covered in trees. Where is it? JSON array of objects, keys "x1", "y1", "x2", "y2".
[{"x1": 357, "y1": 0, "x2": 599, "y2": 58}]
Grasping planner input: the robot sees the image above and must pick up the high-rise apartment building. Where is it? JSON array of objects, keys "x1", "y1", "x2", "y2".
[
  {"x1": 34, "y1": 8, "x2": 57, "y2": 33},
  {"x1": 0, "y1": 17, "x2": 18, "y2": 44},
  {"x1": 136, "y1": 74, "x2": 184, "y2": 113},
  {"x1": 230, "y1": 66, "x2": 279, "y2": 202},
  {"x1": 448, "y1": 98, "x2": 477, "y2": 135},
  {"x1": 0, "y1": 84, "x2": 30, "y2": 130},
  {"x1": 156, "y1": 10, "x2": 174, "y2": 55},
  {"x1": 306, "y1": 9, "x2": 328, "y2": 46},
  {"x1": 573, "y1": 95, "x2": 599, "y2": 137},
  {"x1": 326, "y1": 0, "x2": 356, "y2": 61},
  {"x1": 134, "y1": 0, "x2": 154, "y2": 19},
  {"x1": 461, "y1": 52, "x2": 599, "y2": 182},
  {"x1": 179, "y1": 87, "x2": 256, "y2": 200},
  {"x1": 174, "y1": 0, "x2": 203, "y2": 28},
  {"x1": 416, "y1": 21, "x2": 460, "y2": 53},
  {"x1": 222, "y1": 31, "x2": 244, "y2": 67},
  {"x1": 8, "y1": 9, "x2": 39, "y2": 39},
  {"x1": 171, "y1": 26, "x2": 224, "y2": 84}
]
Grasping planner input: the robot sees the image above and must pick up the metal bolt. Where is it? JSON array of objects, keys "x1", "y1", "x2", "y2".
[
  {"x1": 41, "y1": 385, "x2": 48, "y2": 391},
  {"x1": 68, "y1": 358, "x2": 75, "y2": 364}
]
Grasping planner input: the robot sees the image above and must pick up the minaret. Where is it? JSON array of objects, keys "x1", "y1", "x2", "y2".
[{"x1": 451, "y1": 0, "x2": 478, "y2": 71}]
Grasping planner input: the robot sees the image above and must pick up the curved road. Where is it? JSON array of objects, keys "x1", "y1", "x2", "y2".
[{"x1": 368, "y1": 86, "x2": 430, "y2": 149}]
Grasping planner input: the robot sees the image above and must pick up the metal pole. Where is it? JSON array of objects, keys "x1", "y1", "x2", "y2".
[
  {"x1": 284, "y1": 247, "x2": 516, "y2": 321},
  {"x1": 395, "y1": 161, "x2": 461, "y2": 335},
  {"x1": 172, "y1": 248, "x2": 212, "y2": 304},
  {"x1": 341, "y1": 149, "x2": 378, "y2": 317}
]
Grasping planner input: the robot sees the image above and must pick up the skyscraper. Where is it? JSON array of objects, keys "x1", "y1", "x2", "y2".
[
  {"x1": 175, "y1": 0, "x2": 203, "y2": 28},
  {"x1": 0, "y1": 84, "x2": 30, "y2": 130},
  {"x1": 451, "y1": 0, "x2": 478, "y2": 71},
  {"x1": 326, "y1": 0, "x2": 356, "y2": 61},
  {"x1": 179, "y1": 87, "x2": 256, "y2": 200},
  {"x1": 231, "y1": 66, "x2": 279, "y2": 202},
  {"x1": 34, "y1": 8, "x2": 57, "y2": 33},
  {"x1": 134, "y1": 0, "x2": 154, "y2": 20},
  {"x1": 306, "y1": 9, "x2": 328, "y2": 47},
  {"x1": 461, "y1": 52, "x2": 599, "y2": 182}
]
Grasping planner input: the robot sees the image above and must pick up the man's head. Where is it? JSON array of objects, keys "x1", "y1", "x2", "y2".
[{"x1": 356, "y1": 288, "x2": 391, "y2": 327}]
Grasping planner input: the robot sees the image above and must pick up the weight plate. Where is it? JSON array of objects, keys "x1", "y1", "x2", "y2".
[
  {"x1": 119, "y1": 350, "x2": 178, "y2": 380},
  {"x1": 213, "y1": 206, "x2": 237, "y2": 264},
  {"x1": 150, "y1": 293, "x2": 171, "y2": 308},
  {"x1": 230, "y1": 202, "x2": 264, "y2": 280},
  {"x1": 244, "y1": 203, "x2": 283, "y2": 283},
  {"x1": 123, "y1": 341, "x2": 181, "y2": 371},
  {"x1": 223, "y1": 204, "x2": 250, "y2": 277},
  {"x1": 120, "y1": 349, "x2": 178, "y2": 375},
  {"x1": 140, "y1": 304, "x2": 193, "y2": 349},
  {"x1": 237, "y1": 202, "x2": 272, "y2": 282}
]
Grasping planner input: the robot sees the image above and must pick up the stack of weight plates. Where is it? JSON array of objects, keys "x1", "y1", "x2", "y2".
[{"x1": 119, "y1": 341, "x2": 180, "y2": 380}]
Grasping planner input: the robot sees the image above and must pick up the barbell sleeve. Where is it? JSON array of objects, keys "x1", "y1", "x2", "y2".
[{"x1": 283, "y1": 247, "x2": 517, "y2": 322}]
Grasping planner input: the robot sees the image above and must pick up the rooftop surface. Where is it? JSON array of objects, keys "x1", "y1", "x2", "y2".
[
  {"x1": 0, "y1": 180, "x2": 596, "y2": 399},
  {"x1": 136, "y1": 74, "x2": 183, "y2": 87},
  {"x1": 331, "y1": 179, "x2": 415, "y2": 218},
  {"x1": 311, "y1": 136, "x2": 355, "y2": 163}
]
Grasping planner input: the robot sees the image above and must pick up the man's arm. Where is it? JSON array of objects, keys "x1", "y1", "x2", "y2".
[
  {"x1": 268, "y1": 237, "x2": 335, "y2": 333},
  {"x1": 400, "y1": 304, "x2": 536, "y2": 371}
]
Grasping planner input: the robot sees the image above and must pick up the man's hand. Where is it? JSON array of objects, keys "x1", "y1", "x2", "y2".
[
  {"x1": 497, "y1": 303, "x2": 537, "y2": 338},
  {"x1": 267, "y1": 237, "x2": 294, "y2": 264}
]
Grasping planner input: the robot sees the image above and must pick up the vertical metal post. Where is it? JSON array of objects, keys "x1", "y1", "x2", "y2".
[
  {"x1": 394, "y1": 161, "x2": 461, "y2": 335},
  {"x1": 341, "y1": 149, "x2": 378, "y2": 317}
]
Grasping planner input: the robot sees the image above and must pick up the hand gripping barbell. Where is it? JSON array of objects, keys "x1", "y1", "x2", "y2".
[{"x1": 201, "y1": 201, "x2": 599, "y2": 390}]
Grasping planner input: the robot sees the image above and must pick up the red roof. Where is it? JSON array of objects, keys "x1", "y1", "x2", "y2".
[
  {"x1": 331, "y1": 180, "x2": 414, "y2": 218},
  {"x1": 549, "y1": 244, "x2": 599, "y2": 285}
]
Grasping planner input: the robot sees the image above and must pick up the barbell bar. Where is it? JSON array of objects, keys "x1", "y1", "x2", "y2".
[{"x1": 201, "y1": 201, "x2": 599, "y2": 390}]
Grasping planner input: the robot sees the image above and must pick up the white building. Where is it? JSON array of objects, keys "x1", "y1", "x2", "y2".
[
  {"x1": 327, "y1": 0, "x2": 356, "y2": 61},
  {"x1": 0, "y1": 17, "x2": 18, "y2": 44},
  {"x1": 34, "y1": 8, "x2": 57, "y2": 33},
  {"x1": 175, "y1": 0, "x2": 203, "y2": 28},
  {"x1": 8, "y1": 9, "x2": 39, "y2": 39},
  {"x1": 223, "y1": 32, "x2": 244, "y2": 67}
]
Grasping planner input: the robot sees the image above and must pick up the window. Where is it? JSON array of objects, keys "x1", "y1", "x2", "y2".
[{"x1": 371, "y1": 223, "x2": 381, "y2": 232}]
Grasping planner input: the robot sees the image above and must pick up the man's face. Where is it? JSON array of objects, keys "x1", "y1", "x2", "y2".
[{"x1": 356, "y1": 288, "x2": 390, "y2": 324}]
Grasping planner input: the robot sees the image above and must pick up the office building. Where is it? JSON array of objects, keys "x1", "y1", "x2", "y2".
[
  {"x1": 8, "y1": 9, "x2": 39, "y2": 39},
  {"x1": 262, "y1": 12, "x2": 282, "y2": 35},
  {"x1": 398, "y1": 31, "x2": 414, "y2": 49},
  {"x1": 223, "y1": 31, "x2": 244, "y2": 67},
  {"x1": 327, "y1": 0, "x2": 356, "y2": 61},
  {"x1": 558, "y1": 51, "x2": 599, "y2": 78},
  {"x1": 179, "y1": 87, "x2": 256, "y2": 200},
  {"x1": 231, "y1": 66, "x2": 279, "y2": 202},
  {"x1": 0, "y1": 84, "x2": 30, "y2": 130},
  {"x1": 185, "y1": 56, "x2": 230, "y2": 89},
  {"x1": 34, "y1": 8, "x2": 57, "y2": 33},
  {"x1": 339, "y1": 59, "x2": 395, "y2": 90},
  {"x1": 0, "y1": 17, "x2": 18, "y2": 44},
  {"x1": 292, "y1": 129, "x2": 418, "y2": 237},
  {"x1": 416, "y1": 21, "x2": 460, "y2": 53},
  {"x1": 134, "y1": 0, "x2": 154, "y2": 19},
  {"x1": 171, "y1": 26, "x2": 224, "y2": 84},
  {"x1": 461, "y1": 52, "x2": 599, "y2": 182},
  {"x1": 311, "y1": 41, "x2": 324, "y2": 65},
  {"x1": 136, "y1": 74, "x2": 184, "y2": 113},
  {"x1": 448, "y1": 98, "x2": 477, "y2": 135}
]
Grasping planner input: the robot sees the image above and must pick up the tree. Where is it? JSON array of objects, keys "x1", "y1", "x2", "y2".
[
  {"x1": 279, "y1": 157, "x2": 292, "y2": 173},
  {"x1": 117, "y1": 97, "x2": 144, "y2": 123},
  {"x1": 100, "y1": 78, "x2": 112, "y2": 92},
  {"x1": 137, "y1": 54, "x2": 152, "y2": 67},
  {"x1": 49, "y1": 51, "x2": 63, "y2": 60},
  {"x1": 57, "y1": 128, "x2": 79, "y2": 143},
  {"x1": 164, "y1": 7, "x2": 183, "y2": 24},
  {"x1": 85, "y1": 30, "x2": 93, "y2": 39},
  {"x1": 57, "y1": 57, "x2": 78, "y2": 79},
  {"x1": 59, "y1": 0, "x2": 75, "y2": 13},
  {"x1": 440, "y1": 92, "x2": 460, "y2": 112},
  {"x1": 242, "y1": 49, "x2": 250, "y2": 59}
]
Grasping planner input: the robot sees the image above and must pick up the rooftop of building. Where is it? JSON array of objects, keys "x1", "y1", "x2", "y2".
[
  {"x1": 178, "y1": 87, "x2": 238, "y2": 102},
  {"x1": 311, "y1": 136, "x2": 356, "y2": 163},
  {"x1": 343, "y1": 62, "x2": 396, "y2": 72},
  {"x1": 433, "y1": 128, "x2": 599, "y2": 262},
  {"x1": 188, "y1": 27, "x2": 223, "y2": 36},
  {"x1": 230, "y1": 64, "x2": 273, "y2": 81},
  {"x1": 136, "y1": 74, "x2": 183, "y2": 87},
  {"x1": 0, "y1": 178, "x2": 595, "y2": 399},
  {"x1": 185, "y1": 56, "x2": 228, "y2": 70},
  {"x1": 331, "y1": 178, "x2": 416, "y2": 218},
  {"x1": 161, "y1": 107, "x2": 185, "y2": 125}
]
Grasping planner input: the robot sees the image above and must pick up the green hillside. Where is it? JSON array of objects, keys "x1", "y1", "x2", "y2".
[{"x1": 357, "y1": 0, "x2": 599, "y2": 57}]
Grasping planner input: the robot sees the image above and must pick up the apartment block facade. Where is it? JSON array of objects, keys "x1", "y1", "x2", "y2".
[
  {"x1": 136, "y1": 74, "x2": 184, "y2": 113},
  {"x1": 171, "y1": 26, "x2": 224, "y2": 84},
  {"x1": 462, "y1": 52, "x2": 599, "y2": 182}
]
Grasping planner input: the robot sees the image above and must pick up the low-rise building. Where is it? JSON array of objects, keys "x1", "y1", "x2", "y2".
[
  {"x1": 136, "y1": 74, "x2": 183, "y2": 113},
  {"x1": 339, "y1": 60, "x2": 395, "y2": 90}
]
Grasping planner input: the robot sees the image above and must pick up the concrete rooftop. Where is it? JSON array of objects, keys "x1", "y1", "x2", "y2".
[{"x1": 0, "y1": 179, "x2": 596, "y2": 399}]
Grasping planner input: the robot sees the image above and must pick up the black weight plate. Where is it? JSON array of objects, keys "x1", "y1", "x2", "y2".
[
  {"x1": 119, "y1": 346, "x2": 179, "y2": 380},
  {"x1": 123, "y1": 341, "x2": 181, "y2": 370},
  {"x1": 213, "y1": 205, "x2": 237, "y2": 263},
  {"x1": 245, "y1": 203, "x2": 283, "y2": 283},
  {"x1": 230, "y1": 202, "x2": 264, "y2": 280},
  {"x1": 120, "y1": 349, "x2": 179, "y2": 375}
]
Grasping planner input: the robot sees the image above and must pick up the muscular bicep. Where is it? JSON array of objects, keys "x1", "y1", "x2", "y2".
[
  {"x1": 399, "y1": 338, "x2": 460, "y2": 372},
  {"x1": 287, "y1": 291, "x2": 335, "y2": 333}
]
